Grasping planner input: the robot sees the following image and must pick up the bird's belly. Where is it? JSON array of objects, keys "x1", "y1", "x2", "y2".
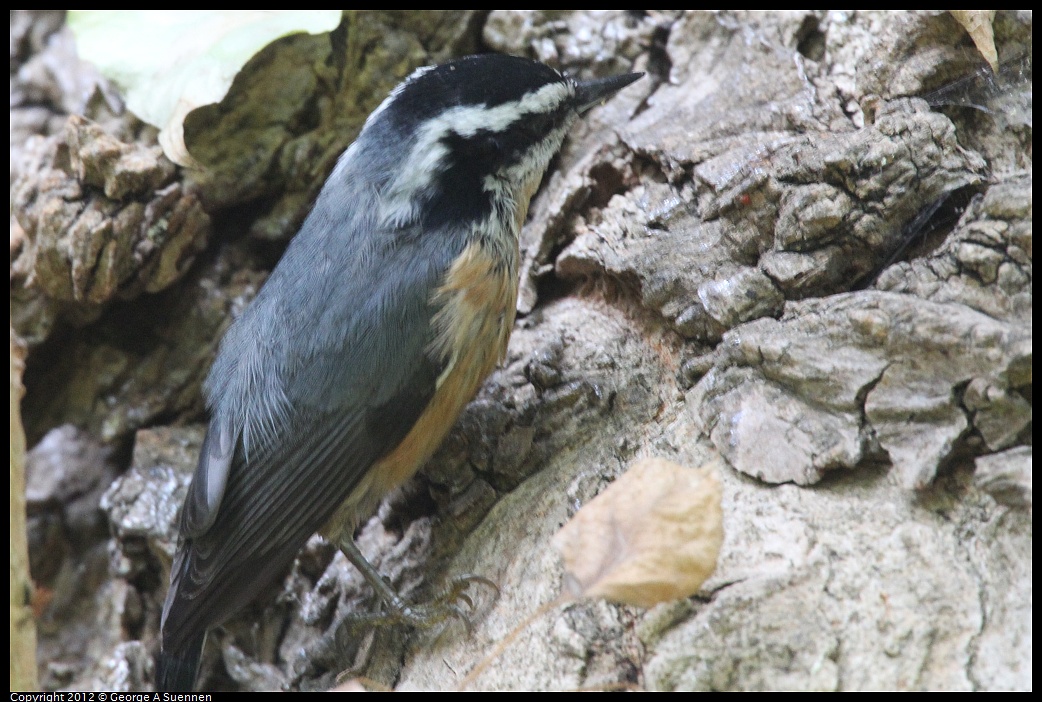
[{"x1": 321, "y1": 239, "x2": 518, "y2": 540}]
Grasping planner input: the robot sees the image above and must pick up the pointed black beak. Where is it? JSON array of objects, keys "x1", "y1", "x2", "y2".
[{"x1": 574, "y1": 71, "x2": 644, "y2": 114}]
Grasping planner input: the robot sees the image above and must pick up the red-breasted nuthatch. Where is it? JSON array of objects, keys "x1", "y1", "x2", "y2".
[{"x1": 157, "y1": 53, "x2": 642, "y2": 691}]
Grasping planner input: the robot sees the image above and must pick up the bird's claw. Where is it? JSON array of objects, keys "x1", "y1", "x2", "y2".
[{"x1": 353, "y1": 573, "x2": 498, "y2": 631}]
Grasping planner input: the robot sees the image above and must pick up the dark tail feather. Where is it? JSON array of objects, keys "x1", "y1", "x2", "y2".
[{"x1": 156, "y1": 633, "x2": 205, "y2": 692}]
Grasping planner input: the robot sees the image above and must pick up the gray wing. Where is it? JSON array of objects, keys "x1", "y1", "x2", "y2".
[{"x1": 161, "y1": 201, "x2": 464, "y2": 652}]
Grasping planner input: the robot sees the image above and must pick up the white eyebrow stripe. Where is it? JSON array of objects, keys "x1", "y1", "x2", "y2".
[{"x1": 442, "y1": 80, "x2": 573, "y2": 137}]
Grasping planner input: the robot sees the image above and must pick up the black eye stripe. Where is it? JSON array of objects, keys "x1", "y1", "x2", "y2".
[
  {"x1": 519, "y1": 112, "x2": 555, "y2": 137},
  {"x1": 445, "y1": 111, "x2": 557, "y2": 154}
]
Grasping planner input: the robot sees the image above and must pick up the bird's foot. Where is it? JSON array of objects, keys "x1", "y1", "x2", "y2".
[
  {"x1": 353, "y1": 573, "x2": 498, "y2": 631},
  {"x1": 336, "y1": 535, "x2": 497, "y2": 631}
]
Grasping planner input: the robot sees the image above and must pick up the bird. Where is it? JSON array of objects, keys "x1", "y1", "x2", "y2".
[{"x1": 156, "y1": 52, "x2": 643, "y2": 691}]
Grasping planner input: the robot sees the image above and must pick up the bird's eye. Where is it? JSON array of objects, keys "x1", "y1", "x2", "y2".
[{"x1": 519, "y1": 113, "x2": 554, "y2": 139}]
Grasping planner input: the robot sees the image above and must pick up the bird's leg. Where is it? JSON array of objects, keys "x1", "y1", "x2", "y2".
[{"x1": 335, "y1": 535, "x2": 497, "y2": 631}]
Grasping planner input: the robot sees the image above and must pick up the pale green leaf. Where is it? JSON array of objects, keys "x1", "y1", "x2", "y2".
[{"x1": 68, "y1": 10, "x2": 342, "y2": 166}]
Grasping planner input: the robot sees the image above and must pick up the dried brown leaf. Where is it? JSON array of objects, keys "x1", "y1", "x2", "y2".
[
  {"x1": 950, "y1": 10, "x2": 998, "y2": 73},
  {"x1": 551, "y1": 457, "x2": 724, "y2": 608}
]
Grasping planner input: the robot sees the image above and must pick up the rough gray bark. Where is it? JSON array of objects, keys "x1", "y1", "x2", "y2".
[{"x1": 12, "y1": 10, "x2": 1031, "y2": 692}]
